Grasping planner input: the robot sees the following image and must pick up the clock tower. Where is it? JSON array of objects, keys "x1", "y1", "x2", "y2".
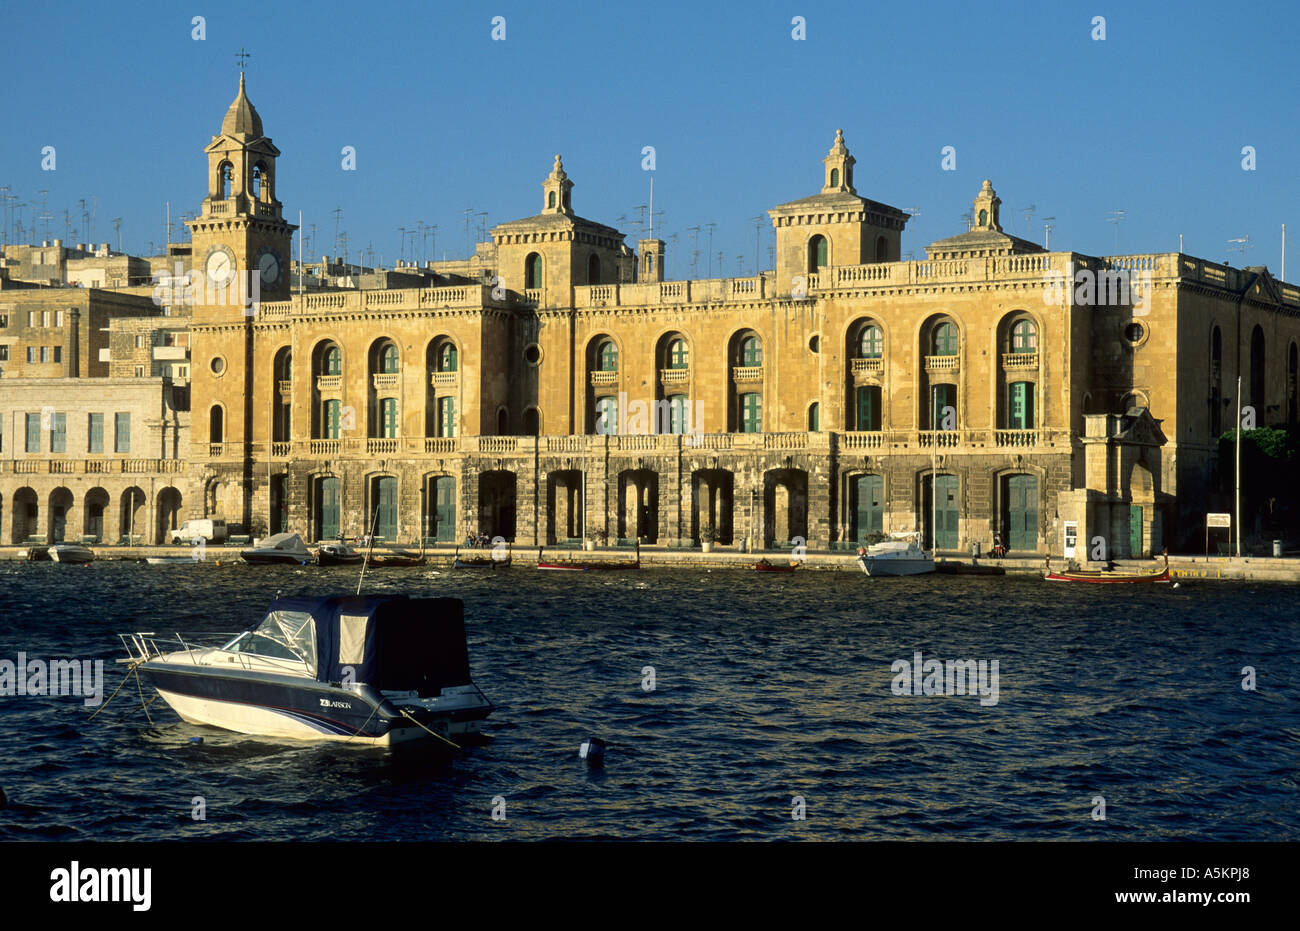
[
  {"x1": 188, "y1": 71, "x2": 296, "y2": 535},
  {"x1": 188, "y1": 71, "x2": 295, "y2": 316}
]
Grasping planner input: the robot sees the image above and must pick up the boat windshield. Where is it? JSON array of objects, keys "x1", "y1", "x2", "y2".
[{"x1": 221, "y1": 610, "x2": 316, "y2": 672}]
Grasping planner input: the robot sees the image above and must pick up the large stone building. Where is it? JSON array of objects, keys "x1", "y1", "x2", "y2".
[{"x1": 9, "y1": 74, "x2": 1300, "y2": 555}]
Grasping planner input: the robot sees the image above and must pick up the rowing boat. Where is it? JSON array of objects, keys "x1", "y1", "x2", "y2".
[{"x1": 1044, "y1": 552, "x2": 1171, "y2": 583}]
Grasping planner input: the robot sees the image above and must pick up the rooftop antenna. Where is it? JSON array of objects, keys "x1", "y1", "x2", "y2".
[
  {"x1": 476, "y1": 211, "x2": 488, "y2": 247},
  {"x1": 1042, "y1": 216, "x2": 1056, "y2": 250},
  {"x1": 634, "y1": 204, "x2": 648, "y2": 238},
  {"x1": 331, "y1": 207, "x2": 343, "y2": 257},
  {"x1": 463, "y1": 208, "x2": 473, "y2": 259},
  {"x1": 37, "y1": 190, "x2": 51, "y2": 242},
  {"x1": 961, "y1": 210, "x2": 973, "y2": 232},
  {"x1": 1227, "y1": 235, "x2": 1252, "y2": 264},
  {"x1": 307, "y1": 222, "x2": 318, "y2": 258},
  {"x1": 705, "y1": 222, "x2": 717, "y2": 277},
  {"x1": 1107, "y1": 209, "x2": 1126, "y2": 254},
  {"x1": 428, "y1": 224, "x2": 437, "y2": 267},
  {"x1": 648, "y1": 176, "x2": 654, "y2": 238},
  {"x1": 397, "y1": 226, "x2": 406, "y2": 263},
  {"x1": 687, "y1": 226, "x2": 701, "y2": 278},
  {"x1": 1021, "y1": 204, "x2": 1036, "y2": 238},
  {"x1": 750, "y1": 216, "x2": 764, "y2": 274},
  {"x1": 111, "y1": 217, "x2": 123, "y2": 253}
]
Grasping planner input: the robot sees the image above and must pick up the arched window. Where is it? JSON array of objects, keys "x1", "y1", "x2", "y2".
[
  {"x1": 219, "y1": 162, "x2": 232, "y2": 199},
  {"x1": 933, "y1": 322, "x2": 958, "y2": 355},
  {"x1": 859, "y1": 325, "x2": 883, "y2": 358},
  {"x1": 525, "y1": 253, "x2": 543, "y2": 290},
  {"x1": 251, "y1": 164, "x2": 262, "y2": 199},
  {"x1": 379, "y1": 343, "x2": 399, "y2": 374},
  {"x1": 1250, "y1": 325, "x2": 1266, "y2": 411},
  {"x1": 875, "y1": 236, "x2": 887, "y2": 262},
  {"x1": 978, "y1": 209, "x2": 987, "y2": 226},
  {"x1": 523, "y1": 408, "x2": 540, "y2": 436},
  {"x1": 830, "y1": 168, "x2": 839, "y2": 188},
  {"x1": 209, "y1": 406, "x2": 223, "y2": 443},
  {"x1": 808, "y1": 402, "x2": 820, "y2": 432},
  {"x1": 598, "y1": 340, "x2": 618, "y2": 371},
  {"x1": 548, "y1": 191, "x2": 556, "y2": 209},
  {"x1": 668, "y1": 338, "x2": 689, "y2": 369},
  {"x1": 1011, "y1": 319, "x2": 1037, "y2": 353},
  {"x1": 740, "y1": 336, "x2": 762, "y2": 366},
  {"x1": 323, "y1": 345, "x2": 341, "y2": 376},
  {"x1": 438, "y1": 342, "x2": 458, "y2": 372},
  {"x1": 588, "y1": 254, "x2": 600, "y2": 285},
  {"x1": 808, "y1": 235, "x2": 828, "y2": 273}
]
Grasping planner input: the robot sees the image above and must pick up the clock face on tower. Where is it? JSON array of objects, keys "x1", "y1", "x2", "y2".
[
  {"x1": 204, "y1": 245, "x2": 236, "y2": 287},
  {"x1": 256, "y1": 245, "x2": 283, "y2": 287}
]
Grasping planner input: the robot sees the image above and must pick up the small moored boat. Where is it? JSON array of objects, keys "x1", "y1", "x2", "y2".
[
  {"x1": 317, "y1": 542, "x2": 364, "y2": 566},
  {"x1": 856, "y1": 533, "x2": 935, "y2": 577},
  {"x1": 241, "y1": 532, "x2": 313, "y2": 566},
  {"x1": 753, "y1": 558, "x2": 797, "y2": 572},
  {"x1": 1044, "y1": 552, "x2": 1171, "y2": 583},
  {"x1": 145, "y1": 556, "x2": 197, "y2": 566},
  {"x1": 49, "y1": 543, "x2": 95, "y2": 563},
  {"x1": 120, "y1": 594, "x2": 493, "y2": 746}
]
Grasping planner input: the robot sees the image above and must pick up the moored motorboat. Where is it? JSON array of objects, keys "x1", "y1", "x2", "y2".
[
  {"x1": 856, "y1": 533, "x2": 935, "y2": 577},
  {"x1": 1044, "y1": 552, "x2": 1171, "y2": 583},
  {"x1": 120, "y1": 594, "x2": 493, "y2": 747},
  {"x1": 453, "y1": 543, "x2": 512, "y2": 569},
  {"x1": 934, "y1": 561, "x2": 1006, "y2": 576},
  {"x1": 145, "y1": 556, "x2": 197, "y2": 566},
  {"x1": 365, "y1": 548, "x2": 427, "y2": 568},
  {"x1": 240, "y1": 532, "x2": 313, "y2": 566},
  {"x1": 753, "y1": 558, "x2": 797, "y2": 572},
  {"x1": 49, "y1": 543, "x2": 94, "y2": 563},
  {"x1": 317, "y1": 542, "x2": 364, "y2": 566}
]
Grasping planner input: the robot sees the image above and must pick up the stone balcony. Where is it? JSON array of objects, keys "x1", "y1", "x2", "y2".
[
  {"x1": 372, "y1": 373, "x2": 399, "y2": 390},
  {"x1": 315, "y1": 375, "x2": 342, "y2": 392},
  {"x1": 1001, "y1": 351, "x2": 1038, "y2": 370},
  {"x1": 431, "y1": 371, "x2": 458, "y2": 388},
  {"x1": 851, "y1": 357, "x2": 884, "y2": 379},
  {"x1": 924, "y1": 355, "x2": 959, "y2": 374},
  {"x1": 590, "y1": 370, "x2": 618, "y2": 387},
  {"x1": 732, "y1": 366, "x2": 763, "y2": 383},
  {"x1": 660, "y1": 367, "x2": 690, "y2": 387}
]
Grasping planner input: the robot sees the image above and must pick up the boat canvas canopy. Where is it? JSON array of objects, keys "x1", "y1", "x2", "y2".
[{"x1": 254, "y1": 595, "x2": 472, "y2": 693}]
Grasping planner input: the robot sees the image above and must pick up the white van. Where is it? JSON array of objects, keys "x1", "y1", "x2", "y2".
[{"x1": 170, "y1": 519, "x2": 228, "y2": 544}]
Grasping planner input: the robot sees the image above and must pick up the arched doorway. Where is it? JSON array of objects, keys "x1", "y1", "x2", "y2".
[
  {"x1": 120, "y1": 487, "x2": 146, "y2": 543},
  {"x1": 84, "y1": 488, "x2": 109, "y2": 543},
  {"x1": 49, "y1": 488, "x2": 74, "y2": 543},
  {"x1": 157, "y1": 487, "x2": 183, "y2": 543}
]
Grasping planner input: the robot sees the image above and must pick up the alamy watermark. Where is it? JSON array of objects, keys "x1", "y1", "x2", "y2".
[
  {"x1": 890, "y1": 651, "x2": 1000, "y2": 706},
  {"x1": 0, "y1": 653, "x2": 105, "y2": 706}
]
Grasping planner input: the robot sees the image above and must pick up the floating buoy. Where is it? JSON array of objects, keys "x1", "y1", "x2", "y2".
[{"x1": 578, "y1": 737, "x2": 606, "y2": 767}]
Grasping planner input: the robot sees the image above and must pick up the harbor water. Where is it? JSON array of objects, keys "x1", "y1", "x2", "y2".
[{"x1": 0, "y1": 561, "x2": 1296, "y2": 840}]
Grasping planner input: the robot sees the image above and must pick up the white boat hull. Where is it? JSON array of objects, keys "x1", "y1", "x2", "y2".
[
  {"x1": 857, "y1": 555, "x2": 935, "y2": 576},
  {"x1": 49, "y1": 545, "x2": 94, "y2": 563},
  {"x1": 154, "y1": 686, "x2": 482, "y2": 748}
]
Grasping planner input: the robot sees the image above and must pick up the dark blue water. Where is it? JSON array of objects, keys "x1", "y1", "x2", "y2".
[{"x1": 0, "y1": 561, "x2": 1296, "y2": 840}]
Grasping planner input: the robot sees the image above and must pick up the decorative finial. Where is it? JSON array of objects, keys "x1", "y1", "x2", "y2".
[{"x1": 236, "y1": 48, "x2": 251, "y2": 71}]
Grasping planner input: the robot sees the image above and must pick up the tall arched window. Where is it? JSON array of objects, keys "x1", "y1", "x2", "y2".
[
  {"x1": 830, "y1": 168, "x2": 839, "y2": 187},
  {"x1": 251, "y1": 164, "x2": 262, "y2": 199},
  {"x1": 1250, "y1": 325, "x2": 1266, "y2": 411},
  {"x1": 588, "y1": 254, "x2": 601, "y2": 285},
  {"x1": 740, "y1": 336, "x2": 762, "y2": 366},
  {"x1": 379, "y1": 343, "x2": 399, "y2": 374},
  {"x1": 548, "y1": 192, "x2": 556, "y2": 209},
  {"x1": 875, "y1": 236, "x2": 887, "y2": 262},
  {"x1": 525, "y1": 253, "x2": 543, "y2": 290},
  {"x1": 209, "y1": 406, "x2": 223, "y2": 443},
  {"x1": 859, "y1": 325, "x2": 883, "y2": 358},
  {"x1": 438, "y1": 342, "x2": 458, "y2": 372},
  {"x1": 324, "y1": 345, "x2": 341, "y2": 375},
  {"x1": 933, "y1": 322, "x2": 958, "y2": 355},
  {"x1": 808, "y1": 235, "x2": 828, "y2": 273},
  {"x1": 1011, "y1": 319, "x2": 1037, "y2": 353},
  {"x1": 668, "y1": 338, "x2": 689, "y2": 369},
  {"x1": 598, "y1": 340, "x2": 618, "y2": 371},
  {"x1": 219, "y1": 162, "x2": 232, "y2": 199}
]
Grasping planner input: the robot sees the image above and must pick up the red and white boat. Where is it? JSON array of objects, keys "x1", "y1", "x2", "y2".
[{"x1": 1044, "y1": 552, "x2": 1171, "y2": 583}]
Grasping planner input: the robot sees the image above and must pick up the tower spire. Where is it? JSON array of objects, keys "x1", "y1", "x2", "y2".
[{"x1": 822, "y1": 128, "x2": 856, "y2": 194}]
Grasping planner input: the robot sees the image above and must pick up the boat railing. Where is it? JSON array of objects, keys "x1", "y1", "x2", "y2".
[{"x1": 120, "y1": 631, "x2": 312, "y2": 675}]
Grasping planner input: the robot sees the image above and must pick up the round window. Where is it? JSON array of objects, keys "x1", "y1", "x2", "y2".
[
  {"x1": 1123, "y1": 323, "x2": 1145, "y2": 345},
  {"x1": 210, "y1": 356, "x2": 226, "y2": 376},
  {"x1": 809, "y1": 334, "x2": 820, "y2": 353},
  {"x1": 523, "y1": 343, "x2": 541, "y2": 366}
]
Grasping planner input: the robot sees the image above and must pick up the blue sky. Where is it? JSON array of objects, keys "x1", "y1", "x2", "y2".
[{"x1": 2, "y1": 0, "x2": 1297, "y2": 277}]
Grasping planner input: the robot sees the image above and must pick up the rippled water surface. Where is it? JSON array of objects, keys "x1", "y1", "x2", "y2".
[{"x1": 0, "y1": 561, "x2": 1296, "y2": 840}]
